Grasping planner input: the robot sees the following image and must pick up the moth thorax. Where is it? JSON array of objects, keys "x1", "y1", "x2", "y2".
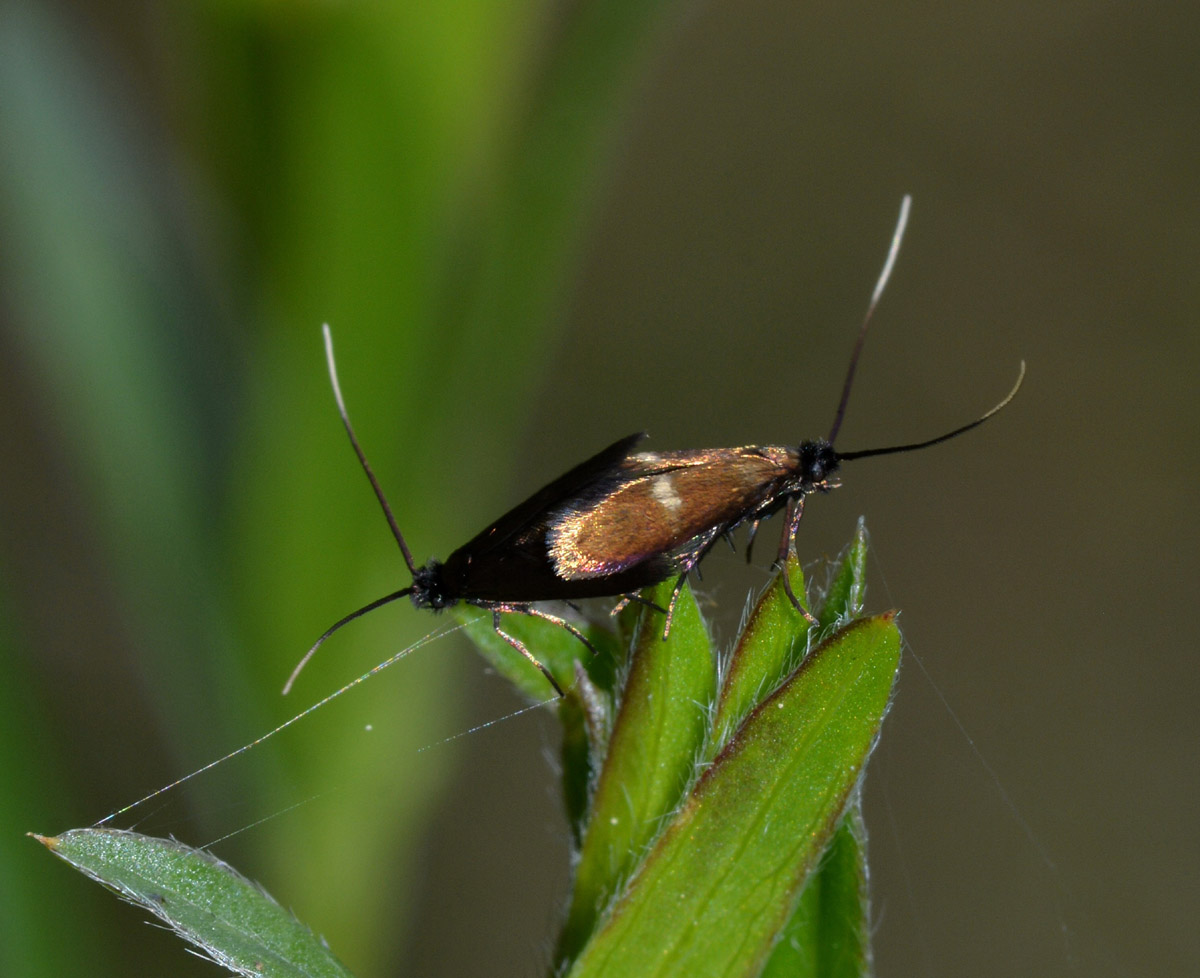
[
  {"x1": 411, "y1": 561, "x2": 455, "y2": 610},
  {"x1": 797, "y1": 439, "x2": 840, "y2": 486}
]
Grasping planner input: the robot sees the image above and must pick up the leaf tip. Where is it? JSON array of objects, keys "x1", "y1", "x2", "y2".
[{"x1": 28, "y1": 832, "x2": 58, "y2": 850}]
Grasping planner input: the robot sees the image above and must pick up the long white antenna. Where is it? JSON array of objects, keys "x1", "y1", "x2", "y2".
[
  {"x1": 95, "y1": 622, "x2": 466, "y2": 825},
  {"x1": 828, "y1": 195, "x2": 912, "y2": 444}
]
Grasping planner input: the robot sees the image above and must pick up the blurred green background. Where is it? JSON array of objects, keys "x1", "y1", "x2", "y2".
[{"x1": 2, "y1": 1, "x2": 1196, "y2": 975}]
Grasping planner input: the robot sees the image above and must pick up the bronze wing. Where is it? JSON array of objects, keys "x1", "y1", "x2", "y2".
[{"x1": 546, "y1": 446, "x2": 798, "y2": 580}]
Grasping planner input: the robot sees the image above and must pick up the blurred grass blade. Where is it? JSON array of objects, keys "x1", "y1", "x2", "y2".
[
  {"x1": 432, "y1": 0, "x2": 698, "y2": 454},
  {"x1": 0, "y1": 0, "x2": 257, "y2": 778},
  {"x1": 565, "y1": 614, "x2": 900, "y2": 978},
  {"x1": 557, "y1": 578, "x2": 716, "y2": 964},
  {"x1": 34, "y1": 829, "x2": 355, "y2": 978},
  {"x1": 0, "y1": 606, "x2": 99, "y2": 977}
]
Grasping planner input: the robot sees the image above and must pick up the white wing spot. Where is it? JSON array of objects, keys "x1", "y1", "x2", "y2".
[{"x1": 650, "y1": 475, "x2": 684, "y2": 514}]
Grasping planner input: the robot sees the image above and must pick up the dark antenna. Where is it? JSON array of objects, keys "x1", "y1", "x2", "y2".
[
  {"x1": 323, "y1": 323, "x2": 417, "y2": 575},
  {"x1": 281, "y1": 326, "x2": 421, "y2": 695},
  {"x1": 828, "y1": 195, "x2": 912, "y2": 445},
  {"x1": 282, "y1": 586, "x2": 412, "y2": 695},
  {"x1": 837, "y1": 361, "x2": 1025, "y2": 462}
]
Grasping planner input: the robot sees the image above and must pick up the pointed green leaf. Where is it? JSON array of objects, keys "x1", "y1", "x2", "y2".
[
  {"x1": 763, "y1": 517, "x2": 875, "y2": 977},
  {"x1": 557, "y1": 578, "x2": 717, "y2": 964},
  {"x1": 711, "y1": 553, "x2": 811, "y2": 756},
  {"x1": 565, "y1": 614, "x2": 900, "y2": 978},
  {"x1": 815, "y1": 517, "x2": 869, "y2": 633},
  {"x1": 34, "y1": 829, "x2": 354, "y2": 978}
]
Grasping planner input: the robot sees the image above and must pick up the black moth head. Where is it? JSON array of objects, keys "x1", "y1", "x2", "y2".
[
  {"x1": 410, "y1": 560, "x2": 454, "y2": 611},
  {"x1": 797, "y1": 439, "x2": 841, "y2": 488}
]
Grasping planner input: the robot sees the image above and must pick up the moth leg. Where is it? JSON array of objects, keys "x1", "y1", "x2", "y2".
[
  {"x1": 661, "y1": 526, "x2": 724, "y2": 639},
  {"x1": 492, "y1": 600, "x2": 598, "y2": 660},
  {"x1": 776, "y1": 497, "x2": 817, "y2": 625},
  {"x1": 517, "y1": 605, "x2": 600, "y2": 659},
  {"x1": 491, "y1": 610, "x2": 565, "y2": 697},
  {"x1": 610, "y1": 593, "x2": 667, "y2": 617},
  {"x1": 744, "y1": 519, "x2": 762, "y2": 564},
  {"x1": 662, "y1": 573, "x2": 690, "y2": 640}
]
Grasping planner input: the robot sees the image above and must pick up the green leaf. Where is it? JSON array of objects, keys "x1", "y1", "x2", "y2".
[
  {"x1": 816, "y1": 517, "x2": 869, "y2": 634},
  {"x1": 34, "y1": 829, "x2": 355, "y2": 978},
  {"x1": 760, "y1": 807, "x2": 871, "y2": 978},
  {"x1": 564, "y1": 614, "x2": 900, "y2": 978},
  {"x1": 759, "y1": 517, "x2": 875, "y2": 978},
  {"x1": 556, "y1": 578, "x2": 717, "y2": 964},
  {"x1": 710, "y1": 552, "x2": 811, "y2": 756}
]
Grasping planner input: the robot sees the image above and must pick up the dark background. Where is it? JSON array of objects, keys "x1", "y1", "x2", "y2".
[{"x1": 2, "y1": 1, "x2": 1196, "y2": 976}]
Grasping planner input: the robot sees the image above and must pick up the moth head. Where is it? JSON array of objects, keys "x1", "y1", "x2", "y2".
[
  {"x1": 797, "y1": 439, "x2": 841, "y2": 488},
  {"x1": 410, "y1": 561, "x2": 454, "y2": 610}
]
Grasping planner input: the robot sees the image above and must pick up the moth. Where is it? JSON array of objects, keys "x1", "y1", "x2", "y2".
[{"x1": 288, "y1": 197, "x2": 1023, "y2": 696}]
